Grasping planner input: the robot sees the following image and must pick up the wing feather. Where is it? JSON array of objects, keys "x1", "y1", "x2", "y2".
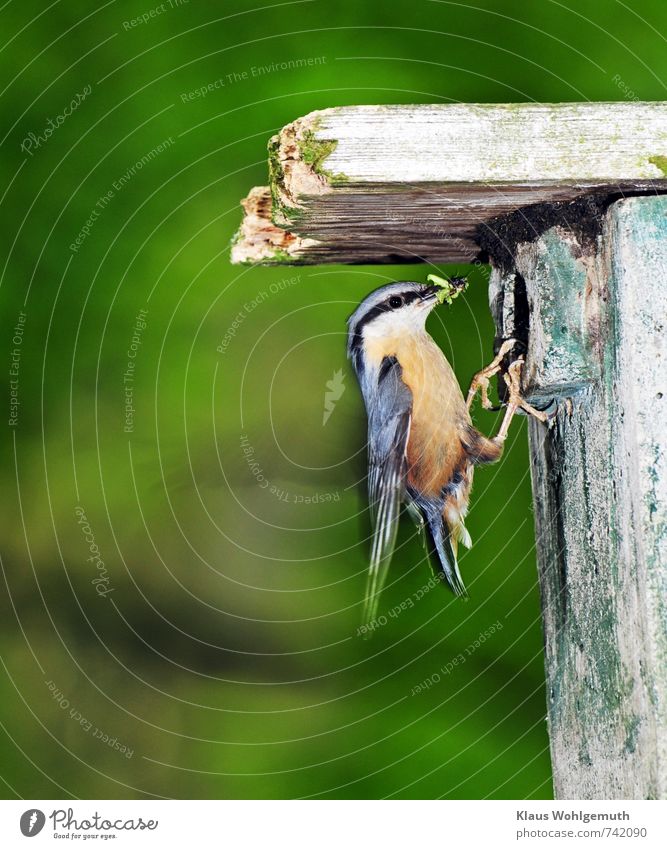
[{"x1": 361, "y1": 356, "x2": 412, "y2": 625}]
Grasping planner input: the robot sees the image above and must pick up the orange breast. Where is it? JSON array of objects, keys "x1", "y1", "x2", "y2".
[{"x1": 366, "y1": 331, "x2": 471, "y2": 498}]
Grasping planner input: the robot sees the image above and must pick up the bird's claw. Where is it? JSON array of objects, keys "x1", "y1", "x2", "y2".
[
  {"x1": 468, "y1": 343, "x2": 548, "y2": 444},
  {"x1": 466, "y1": 338, "x2": 517, "y2": 412},
  {"x1": 502, "y1": 358, "x2": 548, "y2": 424}
]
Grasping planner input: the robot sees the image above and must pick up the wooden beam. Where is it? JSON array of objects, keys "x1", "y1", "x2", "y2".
[
  {"x1": 490, "y1": 195, "x2": 667, "y2": 798},
  {"x1": 231, "y1": 102, "x2": 667, "y2": 265}
]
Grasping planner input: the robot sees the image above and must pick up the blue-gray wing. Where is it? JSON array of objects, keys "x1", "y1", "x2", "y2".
[{"x1": 361, "y1": 356, "x2": 413, "y2": 625}]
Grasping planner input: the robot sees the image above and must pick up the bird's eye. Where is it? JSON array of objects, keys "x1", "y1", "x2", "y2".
[{"x1": 388, "y1": 295, "x2": 403, "y2": 309}]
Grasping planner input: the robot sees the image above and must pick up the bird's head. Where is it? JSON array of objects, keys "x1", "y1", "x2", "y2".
[{"x1": 347, "y1": 279, "x2": 466, "y2": 356}]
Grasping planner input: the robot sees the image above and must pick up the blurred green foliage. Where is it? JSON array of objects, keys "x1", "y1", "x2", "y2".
[{"x1": 0, "y1": 0, "x2": 664, "y2": 800}]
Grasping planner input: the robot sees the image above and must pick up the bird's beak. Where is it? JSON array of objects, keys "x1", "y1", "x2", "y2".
[
  {"x1": 419, "y1": 277, "x2": 468, "y2": 308},
  {"x1": 417, "y1": 284, "x2": 442, "y2": 307}
]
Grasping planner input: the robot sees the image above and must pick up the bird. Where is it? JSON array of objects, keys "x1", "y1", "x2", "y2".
[{"x1": 347, "y1": 278, "x2": 547, "y2": 625}]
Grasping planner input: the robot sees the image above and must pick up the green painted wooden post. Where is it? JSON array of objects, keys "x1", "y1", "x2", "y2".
[
  {"x1": 231, "y1": 104, "x2": 667, "y2": 798},
  {"x1": 488, "y1": 196, "x2": 667, "y2": 798}
]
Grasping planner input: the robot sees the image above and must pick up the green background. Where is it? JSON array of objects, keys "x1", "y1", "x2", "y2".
[{"x1": 0, "y1": 0, "x2": 664, "y2": 800}]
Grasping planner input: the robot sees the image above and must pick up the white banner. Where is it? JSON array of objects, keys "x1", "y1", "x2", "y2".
[{"x1": 0, "y1": 799, "x2": 665, "y2": 848}]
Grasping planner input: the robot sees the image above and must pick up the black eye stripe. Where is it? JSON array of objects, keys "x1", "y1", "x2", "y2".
[
  {"x1": 352, "y1": 304, "x2": 389, "y2": 338},
  {"x1": 352, "y1": 289, "x2": 422, "y2": 339}
]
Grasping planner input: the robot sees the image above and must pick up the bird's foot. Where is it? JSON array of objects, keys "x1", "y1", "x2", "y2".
[
  {"x1": 466, "y1": 338, "x2": 517, "y2": 412},
  {"x1": 503, "y1": 358, "x2": 549, "y2": 422},
  {"x1": 493, "y1": 357, "x2": 548, "y2": 443}
]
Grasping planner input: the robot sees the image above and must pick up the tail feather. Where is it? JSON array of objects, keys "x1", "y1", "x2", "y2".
[
  {"x1": 410, "y1": 497, "x2": 468, "y2": 597},
  {"x1": 426, "y1": 516, "x2": 468, "y2": 597}
]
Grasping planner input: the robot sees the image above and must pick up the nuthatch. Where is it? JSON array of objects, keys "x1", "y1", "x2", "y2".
[{"x1": 347, "y1": 278, "x2": 547, "y2": 624}]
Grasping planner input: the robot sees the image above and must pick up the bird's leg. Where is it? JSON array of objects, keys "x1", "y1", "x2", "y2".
[
  {"x1": 493, "y1": 357, "x2": 548, "y2": 444},
  {"x1": 466, "y1": 338, "x2": 517, "y2": 412}
]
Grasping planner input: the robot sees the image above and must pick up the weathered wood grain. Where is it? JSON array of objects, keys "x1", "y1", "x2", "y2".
[
  {"x1": 490, "y1": 195, "x2": 667, "y2": 798},
  {"x1": 231, "y1": 102, "x2": 667, "y2": 265}
]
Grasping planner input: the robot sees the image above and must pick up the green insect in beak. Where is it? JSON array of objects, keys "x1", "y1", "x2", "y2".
[{"x1": 426, "y1": 273, "x2": 469, "y2": 305}]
